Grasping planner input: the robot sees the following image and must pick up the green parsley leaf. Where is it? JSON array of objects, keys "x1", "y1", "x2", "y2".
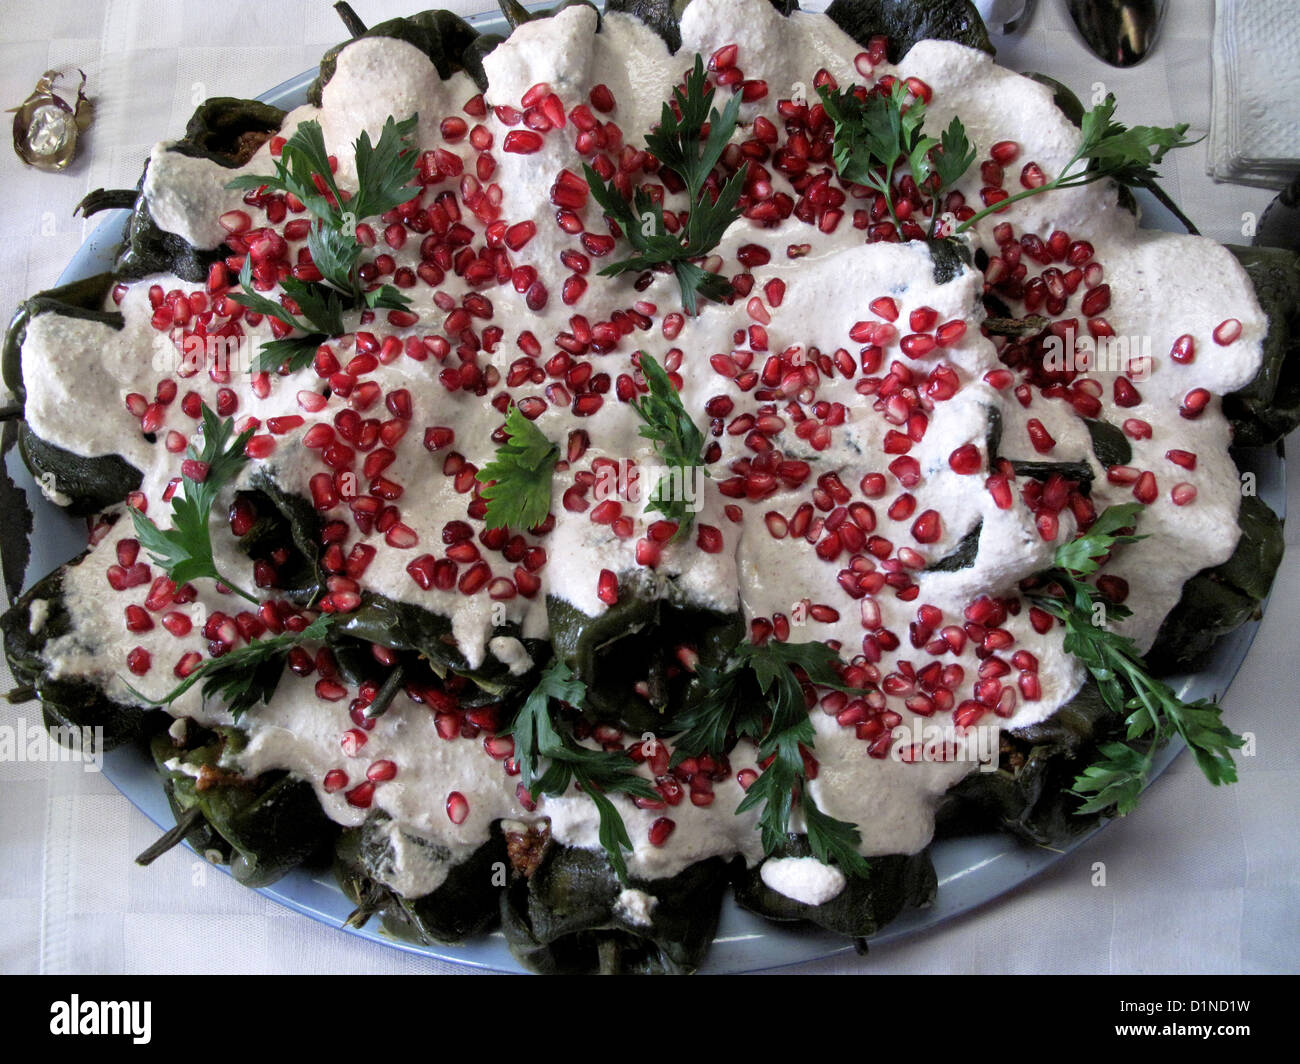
[
  {"x1": 957, "y1": 94, "x2": 1197, "y2": 232},
  {"x1": 629, "y1": 352, "x2": 707, "y2": 538},
  {"x1": 227, "y1": 115, "x2": 419, "y2": 368},
  {"x1": 586, "y1": 54, "x2": 745, "y2": 315},
  {"x1": 818, "y1": 80, "x2": 937, "y2": 232},
  {"x1": 670, "y1": 637, "x2": 870, "y2": 877},
  {"x1": 509, "y1": 659, "x2": 658, "y2": 881},
  {"x1": 476, "y1": 406, "x2": 559, "y2": 532},
  {"x1": 130, "y1": 402, "x2": 258, "y2": 603},
  {"x1": 1029, "y1": 504, "x2": 1244, "y2": 815},
  {"x1": 349, "y1": 115, "x2": 421, "y2": 219},
  {"x1": 228, "y1": 258, "x2": 331, "y2": 373},
  {"x1": 935, "y1": 115, "x2": 977, "y2": 205},
  {"x1": 1052, "y1": 500, "x2": 1145, "y2": 576},
  {"x1": 128, "y1": 614, "x2": 336, "y2": 719}
]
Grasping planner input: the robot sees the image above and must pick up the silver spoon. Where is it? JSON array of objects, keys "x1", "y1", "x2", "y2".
[{"x1": 1066, "y1": 0, "x2": 1167, "y2": 67}]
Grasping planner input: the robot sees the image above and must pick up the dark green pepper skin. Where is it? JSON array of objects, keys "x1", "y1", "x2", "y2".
[
  {"x1": 926, "y1": 523, "x2": 980, "y2": 572},
  {"x1": 16, "y1": 430, "x2": 143, "y2": 517},
  {"x1": 310, "y1": 10, "x2": 488, "y2": 101},
  {"x1": 732, "y1": 838, "x2": 936, "y2": 937},
  {"x1": 115, "y1": 192, "x2": 223, "y2": 284},
  {"x1": 1, "y1": 553, "x2": 149, "y2": 750},
  {"x1": 1146, "y1": 494, "x2": 1285, "y2": 674},
  {"x1": 169, "y1": 97, "x2": 286, "y2": 167},
  {"x1": 605, "y1": 0, "x2": 796, "y2": 54},
  {"x1": 151, "y1": 726, "x2": 336, "y2": 888},
  {"x1": 547, "y1": 586, "x2": 743, "y2": 733},
  {"x1": 3, "y1": 273, "x2": 143, "y2": 515},
  {"x1": 148, "y1": 732, "x2": 232, "y2": 860},
  {"x1": 825, "y1": 0, "x2": 992, "y2": 62},
  {"x1": 335, "y1": 817, "x2": 506, "y2": 945},
  {"x1": 500, "y1": 844, "x2": 732, "y2": 974},
  {"x1": 337, "y1": 590, "x2": 545, "y2": 699},
  {"x1": 0, "y1": 422, "x2": 33, "y2": 603},
  {"x1": 243, "y1": 467, "x2": 328, "y2": 606},
  {"x1": 928, "y1": 236, "x2": 972, "y2": 285},
  {"x1": 499, "y1": 0, "x2": 603, "y2": 31},
  {"x1": 1222, "y1": 245, "x2": 1300, "y2": 446},
  {"x1": 1084, "y1": 418, "x2": 1132, "y2": 467},
  {"x1": 118, "y1": 98, "x2": 285, "y2": 282},
  {"x1": 604, "y1": 0, "x2": 688, "y2": 52},
  {"x1": 935, "y1": 678, "x2": 1118, "y2": 846}
]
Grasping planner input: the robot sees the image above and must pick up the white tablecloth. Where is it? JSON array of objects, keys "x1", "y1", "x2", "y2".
[{"x1": 1, "y1": 0, "x2": 1296, "y2": 975}]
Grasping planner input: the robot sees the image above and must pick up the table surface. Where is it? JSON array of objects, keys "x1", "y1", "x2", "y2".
[{"x1": 1, "y1": 0, "x2": 1296, "y2": 975}]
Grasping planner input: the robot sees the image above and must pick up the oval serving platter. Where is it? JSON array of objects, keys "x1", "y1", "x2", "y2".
[{"x1": 6, "y1": 2, "x2": 1287, "y2": 973}]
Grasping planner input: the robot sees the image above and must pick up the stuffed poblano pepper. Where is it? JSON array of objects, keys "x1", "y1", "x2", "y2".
[
  {"x1": 3, "y1": 273, "x2": 142, "y2": 515},
  {"x1": 336, "y1": 815, "x2": 506, "y2": 945},
  {"x1": 732, "y1": 838, "x2": 936, "y2": 939},
  {"x1": 499, "y1": 828, "x2": 732, "y2": 974},
  {"x1": 2, "y1": 552, "x2": 150, "y2": 748},
  {"x1": 141, "y1": 722, "x2": 335, "y2": 887}
]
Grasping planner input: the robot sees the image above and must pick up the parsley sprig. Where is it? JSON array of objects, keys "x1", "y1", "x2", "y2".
[
  {"x1": 509, "y1": 659, "x2": 659, "y2": 881},
  {"x1": 585, "y1": 55, "x2": 745, "y2": 315},
  {"x1": 671, "y1": 639, "x2": 871, "y2": 877},
  {"x1": 476, "y1": 405, "x2": 559, "y2": 532},
  {"x1": 129, "y1": 615, "x2": 336, "y2": 719},
  {"x1": 231, "y1": 258, "x2": 343, "y2": 372},
  {"x1": 818, "y1": 82, "x2": 1194, "y2": 240},
  {"x1": 227, "y1": 116, "x2": 418, "y2": 369},
  {"x1": 630, "y1": 353, "x2": 707, "y2": 539},
  {"x1": 1030, "y1": 503, "x2": 1244, "y2": 814},
  {"x1": 818, "y1": 80, "x2": 973, "y2": 237},
  {"x1": 956, "y1": 95, "x2": 1195, "y2": 232},
  {"x1": 131, "y1": 402, "x2": 257, "y2": 603}
]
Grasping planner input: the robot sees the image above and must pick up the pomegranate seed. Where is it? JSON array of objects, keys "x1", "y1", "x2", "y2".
[
  {"x1": 503, "y1": 130, "x2": 543, "y2": 154},
  {"x1": 1180, "y1": 388, "x2": 1211, "y2": 419},
  {"x1": 949, "y1": 444, "x2": 982, "y2": 474},
  {"x1": 346, "y1": 782, "x2": 374, "y2": 808},
  {"x1": 1213, "y1": 319, "x2": 1242, "y2": 345},
  {"x1": 990, "y1": 141, "x2": 1020, "y2": 164},
  {"x1": 597, "y1": 569, "x2": 618, "y2": 605},
  {"x1": 1133, "y1": 471, "x2": 1158, "y2": 504},
  {"x1": 447, "y1": 791, "x2": 469, "y2": 824},
  {"x1": 367, "y1": 760, "x2": 398, "y2": 782},
  {"x1": 648, "y1": 817, "x2": 675, "y2": 846}
]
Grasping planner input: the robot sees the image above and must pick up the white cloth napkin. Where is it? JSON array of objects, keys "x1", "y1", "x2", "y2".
[{"x1": 1210, "y1": 0, "x2": 1300, "y2": 187}]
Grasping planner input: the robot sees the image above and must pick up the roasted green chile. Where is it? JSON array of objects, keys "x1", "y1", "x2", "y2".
[
  {"x1": 2, "y1": 550, "x2": 148, "y2": 749},
  {"x1": 147, "y1": 724, "x2": 335, "y2": 887},
  {"x1": 500, "y1": 843, "x2": 732, "y2": 974},
  {"x1": 732, "y1": 838, "x2": 936, "y2": 937},
  {"x1": 311, "y1": 8, "x2": 492, "y2": 98},
  {"x1": 1146, "y1": 494, "x2": 1285, "y2": 673},
  {"x1": 335, "y1": 817, "x2": 507, "y2": 944},
  {"x1": 3, "y1": 273, "x2": 142, "y2": 515},
  {"x1": 546, "y1": 582, "x2": 743, "y2": 733},
  {"x1": 1221, "y1": 245, "x2": 1300, "y2": 446},
  {"x1": 935, "y1": 679, "x2": 1118, "y2": 846},
  {"x1": 825, "y1": 0, "x2": 992, "y2": 62}
]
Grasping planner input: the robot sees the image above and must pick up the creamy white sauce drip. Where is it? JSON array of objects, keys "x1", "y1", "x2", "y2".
[
  {"x1": 760, "y1": 855, "x2": 847, "y2": 905},
  {"x1": 22, "y1": 0, "x2": 1265, "y2": 894}
]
